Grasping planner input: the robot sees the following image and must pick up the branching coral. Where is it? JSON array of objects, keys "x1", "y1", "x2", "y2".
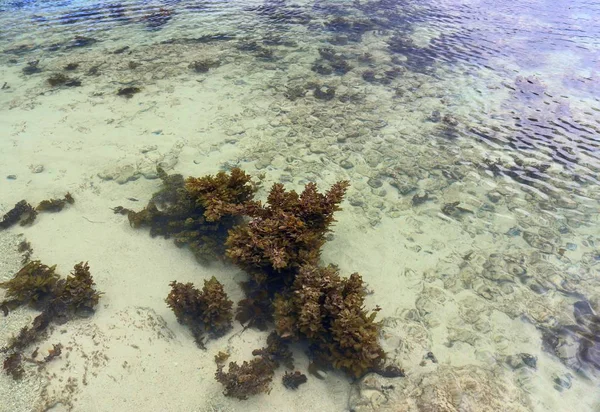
[
  {"x1": 273, "y1": 264, "x2": 385, "y2": 377},
  {"x1": 165, "y1": 276, "x2": 233, "y2": 347}
]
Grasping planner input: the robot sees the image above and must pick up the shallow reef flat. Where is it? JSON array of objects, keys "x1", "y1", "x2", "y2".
[{"x1": 1, "y1": 0, "x2": 600, "y2": 411}]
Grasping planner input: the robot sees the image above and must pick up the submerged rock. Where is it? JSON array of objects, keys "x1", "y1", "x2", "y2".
[{"x1": 349, "y1": 365, "x2": 530, "y2": 412}]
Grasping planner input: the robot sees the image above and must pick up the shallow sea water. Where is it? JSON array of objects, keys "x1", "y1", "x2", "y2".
[{"x1": 0, "y1": 0, "x2": 599, "y2": 411}]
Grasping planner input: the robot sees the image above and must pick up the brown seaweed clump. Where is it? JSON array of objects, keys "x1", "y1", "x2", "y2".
[
  {"x1": 185, "y1": 168, "x2": 259, "y2": 222},
  {"x1": 3, "y1": 353, "x2": 24, "y2": 380},
  {"x1": 18, "y1": 240, "x2": 33, "y2": 264},
  {"x1": 225, "y1": 180, "x2": 350, "y2": 285},
  {"x1": 282, "y1": 371, "x2": 307, "y2": 389},
  {"x1": 165, "y1": 276, "x2": 233, "y2": 347},
  {"x1": 0, "y1": 261, "x2": 60, "y2": 313},
  {"x1": 215, "y1": 356, "x2": 275, "y2": 400},
  {"x1": 251, "y1": 331, "x2": 294, "y2": 370},
  {"x1": 227, "y1": 179, "x2": 350, "y2": 332},
  {"x1": 36, "y1": 192, "x2": 75, "y2": 212},
  {"x1": 215, "y1": 332, "x2": 293, "y2": 399},
  {"x1": 0, "y1": 261, "x2": 102, "y2": 379},
  {"x1": 59, "y1": 262, "x2": 102, "y2": 313},
  {"x1": 273, "y1": 264, "x2": 385, "y2": 377},
  {"x1": 0, "y1": 200, "x2": 37, "y2": 229},
  {"x1": 0, "y1": 194, "x2": 74, "y2": 231},
  {"x1": 118, "y1": 167, "x2": 257, "y2": 263}
]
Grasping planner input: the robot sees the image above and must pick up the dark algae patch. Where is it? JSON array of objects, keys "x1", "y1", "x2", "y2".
[
  {"x1": 0, "y1": 200, "x2": 37, "y2": 229},
  {"x1": 282, "y1": 371, "x2": 307, "y2": 389},
  {"x1": 117, "y1": 86, "x2": 141, "y2": 98},
  {"x1": 0, "y1": 193, "x2": 74, "y2": 230},
  {"x1": 47, "y1": 73, "x2": 81, "y2": 87}
]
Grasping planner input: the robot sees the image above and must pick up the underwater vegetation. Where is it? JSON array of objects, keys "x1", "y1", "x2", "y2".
[
  {"x1": 47, "y1": 73, "x2": 81, "y2": 87},
  {"x1": 36, "y1": 192, "x2": 74, "y2": 212},
  {"x1": 120, "y1": 167, "x2": 387, "y2": 398},
  {"x1": 0, "y1": 260, "x2": 102, "y2": 380},
  {"x1": 165, "y1": 276, "x2": 233, "y2": 348},
  {"x1": 214, "y1": 331, "x2": 293, "y2": 399},
  {"x1": 57, "y1": 3, "x2": 129, "y2": 26},
  {"x1": 226, "y1": 180, "x2": 349, "y2": 284},
  {"x1": 273, "y1": 264, "x2": 385, "y2": 377},
  {"x1": 117, "y1": 86, "x2": 141, "y2": 98},
  {"x1": 215, "y1": 355, "x2": 275, "y2": 400},
  {"x1": 0, "y1": 200, "x2": 37, "y2": 229},
  {"x1": 185, "y1": 167, "x2": 258, "y2": 222},
  {"x1": 142, "y1": 7, "x2": 173, "y2": 30},
  {"x1": 282, "y1": 370, "x2": 307, "y2": 389},
  {"x1": 22, "y1": 60, "x2": 41, "y2": 75},
  {"x1": 18, "y1": 240, "x2": 33, "y2": 264},
  {"x1": 115, "y1": 166, "x2": 257, "y2": 263},
  {"x1": 0, "y1": 261, "x2": 59, "y2": 313},
  {"x1": 244, "y1": 0, "x2": 311, "y2": 30},
  {"x1": 312, "y1": 85, "x2": 336, "y2": 101},
  {"x1": 311, "y1": 47, "x2": 354, "y2": 76},
  {"x1": 0, "y1": 193, "x2": 75, "y2": 230}
]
